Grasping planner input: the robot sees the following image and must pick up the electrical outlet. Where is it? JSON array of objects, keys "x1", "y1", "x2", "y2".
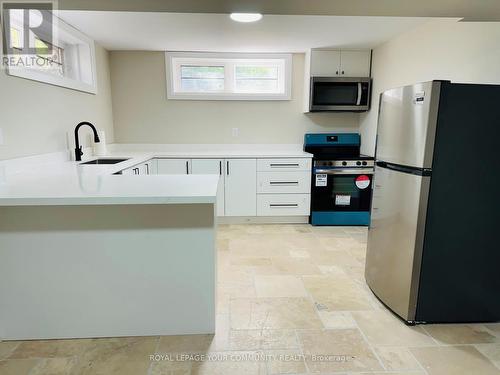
[{"x1": 232, "y1": 127, "x2": 239, "y2": 137}]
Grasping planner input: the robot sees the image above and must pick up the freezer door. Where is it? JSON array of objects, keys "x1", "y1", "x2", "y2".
[
  {"x1": 365, "y1": 165, "x2": 430, "y2": 321},
  {"x1": 376, "y1": 81, "x2": 441, "y2": 169}
]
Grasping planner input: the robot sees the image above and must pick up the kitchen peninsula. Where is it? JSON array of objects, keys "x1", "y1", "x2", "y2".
[{"x1": 0, "y1": 158, "x2": 219, "y2": 340}]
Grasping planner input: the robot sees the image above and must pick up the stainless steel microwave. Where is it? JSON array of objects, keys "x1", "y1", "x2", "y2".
[{"x1": 309, "y1": 77, "x2": 371, "y2": 112}]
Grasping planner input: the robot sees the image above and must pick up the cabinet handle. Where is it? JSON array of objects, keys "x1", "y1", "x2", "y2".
[
  {"x1": 186, "y1": 161, "x2": 189, "y2": 174},
  {"x1": 219, "y1": 161, "x2": 222, "y2": 175},
  {"x1": 226, "y1": 161, "x2": 229, "y2": 176},
  {"x1": 269, "y1": 181, "x2": 299, "y2": 185},
  {"x1": 270, "y1": 163, "x2": 300, "y2": 168},
  {"x1": 145, "y1": 163, "x2": 149, "y2": 175},
  {"x1": 134, "y1": 168, "x2": 139, "y2": 175},
  {"x1": 270, "y1": 204, "x2": 299, "y2": 208}
]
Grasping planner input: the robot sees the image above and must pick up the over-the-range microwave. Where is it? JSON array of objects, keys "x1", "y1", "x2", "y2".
[{"x1": 309, "y1": 77, "x2": 371, "y2": 112}]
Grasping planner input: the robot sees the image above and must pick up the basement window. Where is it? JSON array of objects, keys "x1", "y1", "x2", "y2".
[
  {"x1": 4, "y1": 10, "x2": 97, "y2": 94},
  {"x1": 166, "y1": 52, "x2": 292, "y2": 100}
]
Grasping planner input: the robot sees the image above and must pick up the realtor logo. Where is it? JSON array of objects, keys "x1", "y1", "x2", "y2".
[{"x1": 1, "y1": 1, "x2": 54, "y2": 56}]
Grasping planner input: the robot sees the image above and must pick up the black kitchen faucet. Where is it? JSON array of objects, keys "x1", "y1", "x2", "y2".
[{"x1": 74, "y1": 122, "x2": 100, "y2": 161}]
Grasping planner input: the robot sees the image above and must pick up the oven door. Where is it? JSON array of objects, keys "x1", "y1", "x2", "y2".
[
  {"x1": 310, "y1": 77, "x2": 371, "y2": 112},
  {"x1": 311, "y1": 168, "x2": 374, "y2": 212}
]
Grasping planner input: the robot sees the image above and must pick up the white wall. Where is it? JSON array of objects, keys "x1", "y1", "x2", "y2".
[
  {"x1": 360, "y1": 19, "x2": 500, "y2": 156},
  {"x1": 110, "y1": 52, "x2": 359, "y2": 144},
  {"x1": 0, "y1": 44, "x2": 114, "y2": 160}
]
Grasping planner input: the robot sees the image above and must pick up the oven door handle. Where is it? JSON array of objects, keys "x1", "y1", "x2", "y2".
[{"x1": 315, "y1": 168, "x2": 374, "y2": 175}]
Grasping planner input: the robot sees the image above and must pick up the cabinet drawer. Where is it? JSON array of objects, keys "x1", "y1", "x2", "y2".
[
  {"x1": 257, "y1": 194, "x2": 311, "y2": 216},
  {"x1": 257, "y1": 158, "x2": 311, "y2": 172},
  {"x1": 257, "y1": 171, "x2": 311, "y2": 194}
]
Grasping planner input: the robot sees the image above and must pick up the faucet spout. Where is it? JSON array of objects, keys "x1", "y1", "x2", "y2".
[{"x1": 74, "y1": 122, "x2": 100, "y2": 162}]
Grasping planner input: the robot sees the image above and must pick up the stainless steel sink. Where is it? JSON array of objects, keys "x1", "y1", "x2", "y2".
[{"x1": 80, "y1": 158, "x2": 129, "y2": 165}]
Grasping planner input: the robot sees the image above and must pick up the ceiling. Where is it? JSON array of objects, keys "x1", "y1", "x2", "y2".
[
  {"x1": 58, "y1": 11, "x2": 434, "y2": 52},
  {"x1": 58, "y1": 0, "x2": 500, "y2": 22}
]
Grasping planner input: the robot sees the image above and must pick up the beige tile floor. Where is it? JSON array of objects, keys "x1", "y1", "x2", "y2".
[{"x1": 1, "y1": 224, "x2": 499, "y2": 375}]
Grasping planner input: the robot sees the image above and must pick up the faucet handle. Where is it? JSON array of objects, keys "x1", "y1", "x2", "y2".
[{"x1": 78, "y1": 146, "x2": 83, "y2": 156}]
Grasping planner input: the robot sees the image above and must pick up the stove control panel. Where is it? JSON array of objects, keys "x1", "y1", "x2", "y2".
[{"x1": 314, "y1": 160, "x2": 375, "y2": 168}]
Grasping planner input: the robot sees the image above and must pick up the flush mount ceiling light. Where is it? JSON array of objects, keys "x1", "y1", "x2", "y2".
[{"x1": 230, "y1": 13, "x2": 263, "y2": 23}]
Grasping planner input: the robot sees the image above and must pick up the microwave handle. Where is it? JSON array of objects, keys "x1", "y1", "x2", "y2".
[{"x1": 356, "y1": 82, "x2": 362, "y2": 105}]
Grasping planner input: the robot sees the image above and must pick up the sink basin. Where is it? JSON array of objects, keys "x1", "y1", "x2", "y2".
[{"x1": 80, "y1": 158, "x2": 129, "y2": 165}]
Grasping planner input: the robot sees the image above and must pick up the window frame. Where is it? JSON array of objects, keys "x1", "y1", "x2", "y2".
[
  {"x1": 166, "y1": 52, "x2": 292, "y2": 101},
  {"x1": 5, "y1": 13, "x2": 97, "y2": 94}
]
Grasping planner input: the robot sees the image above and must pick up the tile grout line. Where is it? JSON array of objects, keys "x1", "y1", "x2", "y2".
[{"x1": 351, "y1": 315, "x2": 387, "y2": 372}]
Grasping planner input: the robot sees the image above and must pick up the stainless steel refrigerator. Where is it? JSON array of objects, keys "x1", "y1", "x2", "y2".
[{"x1": 365, "y1": 80, "x2": 500, "y2": 324}]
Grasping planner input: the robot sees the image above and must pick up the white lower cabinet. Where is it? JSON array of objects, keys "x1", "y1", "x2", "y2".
[
  {"x1": 257, "y1": 194, "x2": 311, "y2": 216},
  {"x1": 122, "y1": 160, "x2": 155, "y2": 175},
  {"x1": 224, "y1": 159, "x2": 257, "y2": 216},
  {"x1": 121, "y1": 156, "x2": 311, "y2": 220},
  {"x1": 191, "y1": 159, "x2": 225, "y2": 216},
  {"x1": 257, "y1": 171, "x2": 311, "y2": 194},
  {"x1": 157, "y1": 159, "x2": 191, "y2": 174}
]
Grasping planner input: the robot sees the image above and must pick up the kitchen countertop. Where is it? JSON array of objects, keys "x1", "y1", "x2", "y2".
[{"x1": 0, "y1": 145, "x2": 312, "y2": 206}]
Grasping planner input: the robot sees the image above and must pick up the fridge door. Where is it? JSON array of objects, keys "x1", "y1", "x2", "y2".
[
  {"x1": 376, "y1": 81, "x2": 442, "y2": 169},
  {"x1": 365, "y1": 164, "x2": 430, "y2": 321}
]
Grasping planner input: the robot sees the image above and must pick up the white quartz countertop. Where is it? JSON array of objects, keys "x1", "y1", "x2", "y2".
[{"x1": 0, "y1": 145, "x2": 312, "y2": 206}]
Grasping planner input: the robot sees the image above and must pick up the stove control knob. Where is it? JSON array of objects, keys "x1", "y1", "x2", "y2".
[
  {"x1": 356, "y1": 161, "x2": 362, "y2": 166},
  {"x1": 342, "y1": 161, "x2": 347, "y2": 166},
  {"x1": 362, "y1": 161, "x2": 367, "y2": 166}
]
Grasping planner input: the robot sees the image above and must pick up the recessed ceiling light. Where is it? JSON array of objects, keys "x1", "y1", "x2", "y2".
[{"x1": 230, "y1": 13, "x2": 263, "y2": 23}]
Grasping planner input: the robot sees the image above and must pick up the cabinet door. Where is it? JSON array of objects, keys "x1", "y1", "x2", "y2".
[
  {"x1": 224, "y1": 159, "x2": 257, "y2": 216},
  {"x1": 156, "y1": 159, "x2": 191, "y2": 174},
  {"x1": 310, "y1": 50, "x2": 341, "y2": 76},
  {"x1": 191, "y1": 159, "x2": 225, "y2": 216},
  {"x1": 339, "y1": 50, "x2": 371, "y2": 77},
  {"x1": 121, "y1": 167, "x2": 136, "y2": 175}
]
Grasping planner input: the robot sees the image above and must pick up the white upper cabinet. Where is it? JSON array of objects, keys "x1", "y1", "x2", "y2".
[
  {"x1": 224, "y1": 159, "x2": 257, "y2": 217},
  {"x1": 191, "y1": 159, "x2": 225, "y2": 216},
  {"x1": 339, "y1": 50, "x2": 372, "y2": 77},
  {"x1": 156, "y1": 159, "x2": 191, "y2": 174},
  {"x1": 309, "y1": 49, "x2": 371, "y2": 77},
  {"x1": 310, "y1": 50, "x2": 341, "y2": 76}
]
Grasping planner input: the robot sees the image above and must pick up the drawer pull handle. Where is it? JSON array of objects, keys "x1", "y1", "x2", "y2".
[
  {"x1": 269, "y1": 181, "x2": 299, "y2": 185},
  {"x1": 269, "y1": 204, "x2": 299, "y2": 208},
  {"x1": 270, "y1": 163, "x2": 300, "y2": 167}
]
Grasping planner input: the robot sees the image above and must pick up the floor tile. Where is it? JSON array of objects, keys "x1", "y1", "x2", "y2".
[
  {"x1": 0, "y1": 359, "x2": 40, "y2": 375},
  {"x1": 297, "y1": 329, "x2": 383, "y2": 372},
  {"x1": 317, "y1": 311, "x2": 357, "y2": 329},
  {"x1": 265, "y1": 349, "x2": 307, "y2": 374},
  {"x1": 303, "y1": 275, "x2": 373, "y2": 311},
  {"x1": 254, "y1": 275, "x2": 308, "y2": 298},
  {"x1": 8, "y1": 339, "x2": 92, "y2": 359},
  {"x1": 411, "y1": 345, "x2": 500, "y2": 375},
  {"x1": 189, "y1": 351, "x2": 267, "y2": 375},
  {"x1": 74, "y1": 336, "x2": 158, "y2": 375},
  {"x1": 30, "y1": 357, "x2": 78, "y2": 375},
  {"x1": 230, "y1": 298, "x2": 323, "y2": 330},
  {"x1": 374, "y1": 346, "x2": 422, "y2": 371},
  {"x1": 270, "y1": 257, "x2": 322, "y2": 275},
  {"x1": 0, "y1": 342, "x2": 19, "y2": 360},
  {"x1": 228, "y1": 330, "x2": 298, "y2": 350},
  {"x1": 424, "y1": 324, "x2": 500, "y2": 344},
  {"x1": 352, "y1": 310, "x2": 435, "y2": 346},
  {"x1": 475, "y1": 343, "x2": 500, "y2": 362}
]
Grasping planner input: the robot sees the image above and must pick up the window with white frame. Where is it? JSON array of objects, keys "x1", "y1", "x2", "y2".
[
  {"x1": 166, "y1": 52, "x2": 292, "y2": 100},
  {"x1": 4, "y1": 10, "x2": 97, "y2": 94}
]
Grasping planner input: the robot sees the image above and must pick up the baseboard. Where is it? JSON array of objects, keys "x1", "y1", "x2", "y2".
[{"x1": 217, "y1": 216, "x2": 309, "y2": 224}]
